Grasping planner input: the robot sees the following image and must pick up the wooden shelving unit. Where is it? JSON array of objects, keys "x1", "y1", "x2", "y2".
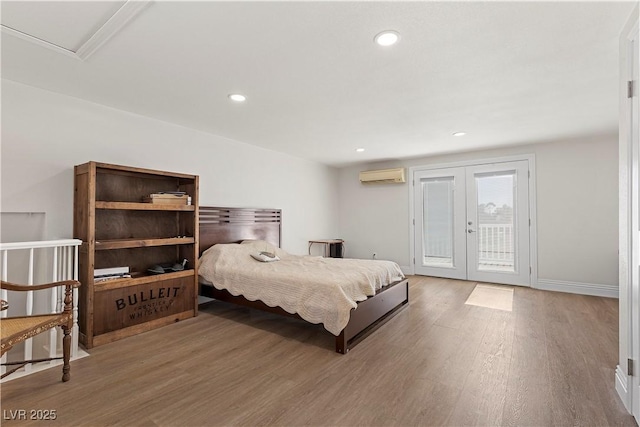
[{"x1": 74, "y1": 161, "x2": 199, "y2": 348}]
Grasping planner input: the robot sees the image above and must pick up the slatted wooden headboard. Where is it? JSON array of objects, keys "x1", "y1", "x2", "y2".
[{"x1": 199, "y1": 207, "x2": 282, "y2": 254}]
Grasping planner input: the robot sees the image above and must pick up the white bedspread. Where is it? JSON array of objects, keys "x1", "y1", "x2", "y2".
[{"x1": 198, "y1": 240, "x2": 405, "y2": 335}]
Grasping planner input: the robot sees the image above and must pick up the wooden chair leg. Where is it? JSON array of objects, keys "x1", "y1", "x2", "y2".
[{"x1": 62, "y1": 326, "x2": 71, "y2": 382}]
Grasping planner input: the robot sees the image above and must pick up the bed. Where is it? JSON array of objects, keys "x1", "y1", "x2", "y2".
[{"x1": 198, "y1": 206, "x2": 409, "y2": 353}]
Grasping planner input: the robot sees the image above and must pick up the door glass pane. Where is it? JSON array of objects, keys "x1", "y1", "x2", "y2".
[
  {"x1": 422, "y1": 177, "x2": 455, "y2": 268},
  {"x1": 475, "y1": 172, "x2": 516, "y2": 272}
]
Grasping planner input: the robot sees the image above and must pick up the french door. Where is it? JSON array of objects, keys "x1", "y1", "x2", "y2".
[
  {"x1": 414, "y1": 160, "x2": 530, "y2": 286},
  {"x1": 629, "y1": 23, "x2": 639, "y2": 422}
]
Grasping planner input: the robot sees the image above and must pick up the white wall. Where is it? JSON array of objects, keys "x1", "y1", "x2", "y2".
[
  {"x1": 0, "y1": 80, "x2": 339, "y2": 255},
  {"x1": 338, "y1": 135, "x2": 619, "y2": 288},
  {"x1": 0, "y1": 79, "x2": 620, "y2": 289}
]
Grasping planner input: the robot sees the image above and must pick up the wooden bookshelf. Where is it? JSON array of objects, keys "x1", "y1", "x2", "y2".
[{"x1": 74, "y1": 161, "x2": 199, "y2": 348}]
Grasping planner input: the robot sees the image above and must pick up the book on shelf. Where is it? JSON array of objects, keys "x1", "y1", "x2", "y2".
[
  {"x1": 94, "y1": 273, "x2": 132, "y2": 283},
  {"x1": 94, "y1": 266, "x2": 129, "y2": 277},
  {"x1": 142, "y1": 193, "x2": 190, "y2": 205}
]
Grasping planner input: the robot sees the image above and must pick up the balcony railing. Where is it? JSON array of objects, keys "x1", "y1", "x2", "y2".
[
  {"x1": 477, "y1": 223, "x2": 514, "y2": 267},
  {"x1": 424, "y1": 223, "x2": 515, "y2": 270},
  {"x1": 0, "y1": 239, "x2": 87, "y2": 381}
]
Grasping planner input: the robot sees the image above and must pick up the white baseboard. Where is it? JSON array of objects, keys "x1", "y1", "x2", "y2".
[
  {"x1": 198, "y1": 295, "x2": 215, "y2": 305},
  {"x1": 400, "y1": 266, "x2": 413, "y2": 276},
  {"x1": 535, "y1": 279, "x2": 618, "y2": 298},
  {"x1": 616, "y1": 364, "x2": 632, "y2": 412}
]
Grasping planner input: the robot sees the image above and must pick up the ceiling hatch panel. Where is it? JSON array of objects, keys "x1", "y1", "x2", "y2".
[{"x1": 0, "y1": 1, "x2": 148, "y2": 59}]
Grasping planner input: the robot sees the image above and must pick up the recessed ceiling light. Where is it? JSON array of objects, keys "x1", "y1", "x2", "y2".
[
  {"x1": 228, "y1": 94, "x2": 246, "y2": 102},
  {"x1": 453, "y1": 132, "x2": 467, "y2": 137},
  {"x1": 356, "y1": 148, "x2": 365, "y2": 152},
  {"x1": 374, "y1": 30, "x2": 400, "y2": 47}
]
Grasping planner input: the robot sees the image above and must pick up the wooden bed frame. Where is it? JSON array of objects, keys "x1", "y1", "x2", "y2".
[{"x1": 198, "y1": 206, "x2": 409, "y2": 353}]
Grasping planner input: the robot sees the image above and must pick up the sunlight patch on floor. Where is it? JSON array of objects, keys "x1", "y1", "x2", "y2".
[{"x1": 465, "y1": 283, "x2": 514, "y2": 311}]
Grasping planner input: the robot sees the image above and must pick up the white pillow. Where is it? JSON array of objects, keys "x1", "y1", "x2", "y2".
[
  {"x1": 241, "y1": 239, "x2": 288, "y2": 259},
  {"x1": 241, "y1": 240, "x2": 276, "y2": 250}
]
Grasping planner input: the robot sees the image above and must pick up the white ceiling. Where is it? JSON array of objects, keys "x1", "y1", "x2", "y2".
[{"x1": 1, "y1": 1, "x2": 636, "y2": 167}]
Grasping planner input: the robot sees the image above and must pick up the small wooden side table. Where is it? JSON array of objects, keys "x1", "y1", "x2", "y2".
[{"x1": 308, "y1": 239, "x2": 344, "y2": 258}]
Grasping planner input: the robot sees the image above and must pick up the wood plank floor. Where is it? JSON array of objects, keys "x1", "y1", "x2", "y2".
[{"x1": 1, "y1": 276, "x2": 636, "y2": 426}]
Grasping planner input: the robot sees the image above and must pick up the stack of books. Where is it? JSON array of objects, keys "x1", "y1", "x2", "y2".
[{"x1": 94, "y1": 266, "x2": 131, "y2": 283}]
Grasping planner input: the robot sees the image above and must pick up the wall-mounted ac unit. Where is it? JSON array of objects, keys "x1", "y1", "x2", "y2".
[{"x1": 359, "y1": 167, "x2": 406, "y2": 184}]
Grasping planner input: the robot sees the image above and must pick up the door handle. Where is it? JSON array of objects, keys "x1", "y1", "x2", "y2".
[{"x1": 467, "y1": 229, "x2": 475, "y2": 233}]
